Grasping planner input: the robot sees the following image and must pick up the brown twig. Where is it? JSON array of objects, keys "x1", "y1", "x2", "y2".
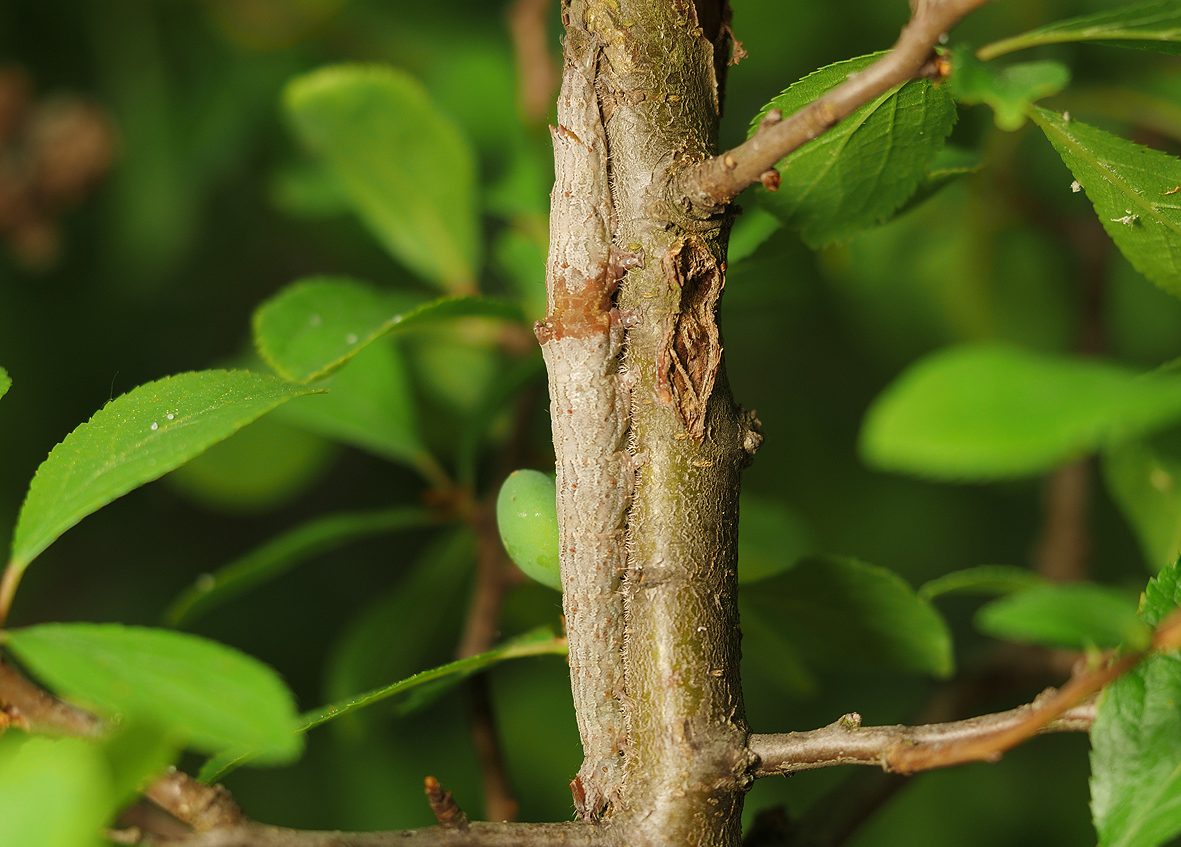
[
  {"x1": 451, "y1": 484, "x2": 528, "y2": 819},
  {"x1": 0, "y1": 658, "x2": 104, "y2": 737},
  {"x1": 456, "y1": 507, "x2": 519, "y2": 821},
  {"x1": 753, "y1": 610, "x2": 1181, "y2": 779},
  {"x1": 451, "y1": 367, "x2": 548, "y2": 821},
  {"x1": 144, "y1": 769, "x2": 246, "y2": 833},
  {"x1": 1033, "y1": 460, "x2": 1092, "y2": 583},
  {"x1": 678, "y1": 0, "x2": 991, "y2": 213},
  {"x1": 777, "y1": 642, "x2": 1085, "y2": 847},
  {"x1": 1032, "y1": 207, "x2": 1113, "y2": 585},
  {"x1": 507, "y1": 0, "x2": 558, "y2": 124},
  {"x1": 147, "y1": 821, "x2": 609, "y2": 847},
  {"x1": 0, "y1": 659, "x2": 244, "y2": 838},
  {"x1": 750, "y1": 703, "x2": 1095, "y2": 778}
]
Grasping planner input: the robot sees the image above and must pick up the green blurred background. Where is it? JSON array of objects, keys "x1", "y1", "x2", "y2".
[{"x1": 1, "y1": 0, "x2": 1179, "y2": 843}]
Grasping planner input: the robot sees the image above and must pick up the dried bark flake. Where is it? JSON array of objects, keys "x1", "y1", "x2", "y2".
[{"x1": 657, "y1": 235, "x2": 724, "y2": 441}]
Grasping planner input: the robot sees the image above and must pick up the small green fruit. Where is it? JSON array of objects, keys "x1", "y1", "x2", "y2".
[{"x1": 496, "y1": 469, "x2": 561, "y2": 591}]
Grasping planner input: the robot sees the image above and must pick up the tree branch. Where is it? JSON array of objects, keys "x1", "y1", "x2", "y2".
[
  {"x1": 0, "y1": 658, "x2": 247, "y2": 837},
  {"x1": 750, "y1": 703, "x2": 1095, "y2": 778},
  {"x1": 149, "y1": 821, "x2": 609, "y2": 847},
  {"x1": 0, "y1": 658, "x2": 104, "y2": 737},
  {"x1": 753, "y1": 609, "x2": 1181, "y2": 779},
  {"x1": 677, "y1": 0, "x2": 990, "y2": 213},
  {"x1": 143, "y1": 770, "x2": 246, "y2": 833}
]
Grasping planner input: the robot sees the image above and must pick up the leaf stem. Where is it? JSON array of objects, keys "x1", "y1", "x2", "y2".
[
  {"x1": 978, "y1": 30, "x2": 1175, "y2": 62},
  {"x1": 0, "y1": 563, "x2": 21, "y2": 627}
]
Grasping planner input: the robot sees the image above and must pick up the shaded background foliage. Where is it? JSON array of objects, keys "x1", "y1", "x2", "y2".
[{"x1": 1, "y1": 0, "x2": 1179, "y2": 843}]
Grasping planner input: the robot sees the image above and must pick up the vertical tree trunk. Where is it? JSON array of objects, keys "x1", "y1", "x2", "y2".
[{"x1": 540, "y1": 1, "x2": 760, "y2": 842}]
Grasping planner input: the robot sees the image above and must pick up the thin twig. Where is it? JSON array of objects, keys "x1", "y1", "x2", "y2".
[
  {"x1": 0, "y1": 658, "x2": 104, "y2": 737},
  {"x1": 144, "y1": 769, "x2": 246, "y2": 833},
  {"x1": 750, "y1": 702, "x2": 1095, "y2": 778},
  {"x1": 779, "y1": 643, "x2": 1084, "y2": 847},
  {"x1": 753, "y1": 610, "x2": 1181, "y2": 778},
  {"x1": 456, "y1": 522, "x2": 518, "y2": 822},
  {"x1": 0, "y1": 659, "x2": 245, "y2": 838},
  {"x1": 678, "y1": 0, "x2": 991, "y2": 212},
  {"x1": 465, "y1": 673, "x2": 519, "y2": 822},
  {"x1": 1033, "y1": 460, "x2": 1092, "y2": 583},
  {"x1": 148, "y1": 821, "x2": 609, "y2": 847},
  {"x1": 1032, "y1": 209, "x2": 1112, "y2": 585},
  {"x1": 452, "y1": 379, "x2": 545, "y2": 821}
]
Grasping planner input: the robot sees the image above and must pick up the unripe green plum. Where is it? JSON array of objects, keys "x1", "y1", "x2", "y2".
[{"x1": 496, "y1": 469, "x2": 561, "y2": 591}]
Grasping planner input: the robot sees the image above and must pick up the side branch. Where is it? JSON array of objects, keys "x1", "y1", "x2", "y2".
[
  {"x1": 753, "y1": 610, "x2": 1181, "y2": 779},
  {"x1": 677, "y1": 0, "x2": 990, "y2": 212},
  {"x1": 152, "y1": 822, "x2": 609, "y2": 847},
  {"x1": 750, "y1": 703, "x2": 1094, "y2": 778},
  {"x1": 0, "y1": 658, "x2": 103, "y2": 737}
]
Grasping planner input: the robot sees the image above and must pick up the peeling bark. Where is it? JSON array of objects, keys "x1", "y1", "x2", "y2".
[{"x1": 657, "y1": 236, "x2": 725, "y2": 441}]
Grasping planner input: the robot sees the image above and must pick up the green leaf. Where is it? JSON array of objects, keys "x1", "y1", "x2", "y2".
[
  {"x1": 101, "y1": 722, "x2": 180, "y2": 810},
  {"x1": 1091, "y1": 561, "x2": 1181, "y2": 847},
  {"x1": 4, "y1": 623, "x2": 303, "y2": 763},
  {"x1": 1032, "y1": 108, "x2": 1181, "y2": 296},
  {"x1": 275, "y1": 341, "x2": 428, "y2": 469},
  {"x1": 8, "y1": 371, "x2": 314, "y2": 574},
  {"x1": 1091, "y1": 652, "x2": 1181, "y2": 847},
  {"x1": 750, "y1": 53, "x2": 957, "y2": 247},
  {"x1": 976, "y1": 583, "x2": 1148, "y2": 650},
  {"x1": 0, "y1": 736, "x2": 112, "y2": 847},
  {"x1": 200, "y1": 628, "x2": 565, "y2": 782},
  {"x1": 919, "y1": 565, "x2": 1046, "y2": 601},
  {"x1": 1142, "y1": 558, "x2": 1181, "y2": 626},
  {"x1": 165, "y1": 507, "x2": 435, "y2": 627},
  {"x1": 284, "y1": 65, "x2": 479, "y2": 289},
  {"x1": 728, "y1": 207, "x2": 782, "y2": 265},
  {"x1": 269, "y1": 158, "x2": 350, "y2": 219},
  {"x1": 167, "y1": 414, "x2": 336, "y2": 513},
  {"x1": 737, "y1": 495, "x2": 813, "y2": 584},
  {"x1": 0, "y1": 367, "x2": 9, "y2": 401},
  {"x1": 496, "y1": 470, "x2": 561, "y2": 591},
  {"x1": 741, "y1": 555, "x2": 954, "y2": 678},
  {"x1": 948, "y1": 48, "x2": 1069, "y2": 131},
  {"x1": 1104, "y1": 429, "x2": 1181, "y2": 572},
  {"x1": 898, "y1": 145, "x2": 984, "y2": 214},
  {"x1": 980, "y1": 0, "x2": 1181, "y2": 60},
  {"x1": 861, "y1": 344, "x2": 1181, "y2": 480},
  {"x1": 165, "y1": 413, "x2": 337, "y2": 512},
  {"x1": 741, "y1": 603, "x2": 818, "y2": 697},
  {"x1": 255, "y1": 277, "x2": 521, "y2": 384}
]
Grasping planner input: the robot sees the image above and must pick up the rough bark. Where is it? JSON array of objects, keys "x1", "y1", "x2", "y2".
[
  {"x1": 538, "y1": 0, "x2": 760, "y2": 838},
  {"x1": 537, "y1": 19, "x2": 632, "y2": 819},
  {"x1": 579, "y1": 1, "x2": 759, "y2": 844}
]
